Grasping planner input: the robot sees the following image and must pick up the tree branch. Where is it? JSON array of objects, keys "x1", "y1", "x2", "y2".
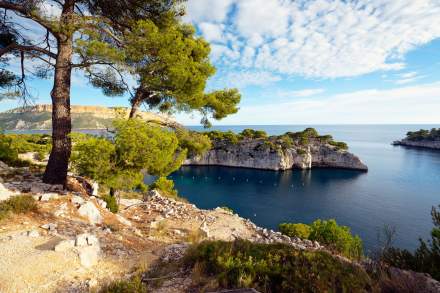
[
  {"x1": 0, "y1": 1, "x2": 58, "y2": 37},
  {"x1": 0, "y1": 44, "x2": 57, "y2": 59}
]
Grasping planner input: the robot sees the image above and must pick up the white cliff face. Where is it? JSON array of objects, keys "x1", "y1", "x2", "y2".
[
  {"x1": 394, "y1": 139, "x2": 440, "y2": 150},
  {"x1": 185, "y1": 139, "x2": 368, "y2": 171}
]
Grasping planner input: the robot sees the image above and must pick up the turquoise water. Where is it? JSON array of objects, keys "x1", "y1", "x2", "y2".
[{"x1": 170, "y1": 125, "x2": 440, "y2": 252}]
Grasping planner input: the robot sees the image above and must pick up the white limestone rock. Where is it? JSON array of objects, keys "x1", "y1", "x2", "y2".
[
  {"x1": 78, "y1": 245, "x2": 100, "y2": 268},
  {"x1": 0, "y1": 182, "x2": 18, "y2": 202},
  {"x1": 78, "y1": 202, "x2": 102, "y2": 224}
]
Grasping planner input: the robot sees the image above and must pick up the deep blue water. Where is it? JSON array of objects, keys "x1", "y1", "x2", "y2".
[{"x1": 169, "y1": 125, "x2": 440, "y2": 253}]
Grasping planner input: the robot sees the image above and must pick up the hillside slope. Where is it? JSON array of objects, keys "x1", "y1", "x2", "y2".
[{"x1": 0, "y1": 105, "x2": 175, "y2": 130}]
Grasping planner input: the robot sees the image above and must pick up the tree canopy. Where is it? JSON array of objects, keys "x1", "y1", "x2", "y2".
[{"x1": 78, "y1": 13, "x2": 241, "y2": 126}]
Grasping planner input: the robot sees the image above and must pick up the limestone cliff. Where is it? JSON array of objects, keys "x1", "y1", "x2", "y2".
[
  {"x1": 393, "y1": 139, "x2": 440, "y2": 150},
  {"x1": 185, "y1": 134, "x2": 368, "y2": 171},
  {"x1": 0, "y1": 104, "x2": 176, "y2": 130}
]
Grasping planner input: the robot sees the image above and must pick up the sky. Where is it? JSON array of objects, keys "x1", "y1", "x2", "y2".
[{"x1": 1, "y1": 0, "x2": 440, "y2": 125}]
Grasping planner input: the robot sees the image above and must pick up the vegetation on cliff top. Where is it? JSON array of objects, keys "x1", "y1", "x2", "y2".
[
  {"x1": 279, "y1": 219, "x2": 363, "y2": 260},
  {"x1": 405, "y1": 128, "x2": 440, "y2": 142},
  {"x1": 204, "y1": 127, "x2": 349, "y2": 151}
]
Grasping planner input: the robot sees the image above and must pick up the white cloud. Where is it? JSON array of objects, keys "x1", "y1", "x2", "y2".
[
  {"x1": 213, "y1": 82, "x2": 440, "y2": 124},
  {"x1": 279, "y1": 88, "x2": 325, "y2": 98},
  {"x1": 394, "y1": 71, "x2": 424, "y2": 85},
  {"x1": 186, "y1": 0, "x2": 440, "y2": 79},
  {"x1": 184, "y1": 0, "x2": 234, "y2": 23},
  {"x1": 198, "y1": 22, "x2": 224, "y2": 43},
  {"x1": 219, "y1": 71, "x2": 282, "y2": 88}
]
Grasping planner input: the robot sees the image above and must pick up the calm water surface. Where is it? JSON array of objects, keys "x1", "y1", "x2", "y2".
[{"x1": 170, "y1": 125, "x2": 440, "y2": 252}]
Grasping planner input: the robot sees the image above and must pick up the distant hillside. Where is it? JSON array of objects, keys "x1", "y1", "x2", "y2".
[{"x1": 0, "y1": 105, "x2": 176, "y2": 130}]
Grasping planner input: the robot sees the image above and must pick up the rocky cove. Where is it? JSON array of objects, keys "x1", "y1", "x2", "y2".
[
  {"x1": 185, "y1": 129, "x2": 368, "y2": 171},
  {"x1": 1, "y1": 161, "x2": 439, "y2": 292}
]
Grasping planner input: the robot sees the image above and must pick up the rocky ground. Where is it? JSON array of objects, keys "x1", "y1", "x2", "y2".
[{"x1": 0, "y1": 161, "x2": 325, "y2": 293}]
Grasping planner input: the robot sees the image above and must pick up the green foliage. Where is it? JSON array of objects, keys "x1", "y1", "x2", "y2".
[
  {"x1": 184, "y1": 240, "x2": 372, "y2": 293},
  {"x1": 406, "y1": 128, "x2": 440, "y2": 141},
  {"x1": 220, "y1": 206, "x2": 234, "y2": 213},
  {"x1": 279, "y1": 219, "x2": 363, "y2": 260},
  {"x1": 240, "y1": 129, "x2": 268, "y2": 139},
  {"x1": 206, "y1": 131, "x2": 240, "y2": 145},
  {"x1": 329, "y1": 140, "x2": 349, "y2": 150},
  {"x1": 151, "y1": 177, "x2": 178, "y2": 199},
  {"x1": 71, "y1": 135, "x2": 115, "y2": 182},
  {"x1": 176, "y1": 129, "x2": 212, "y2": 157},
  {"x1": 99, "y1": 275, "x2": 147, "y2": 293},
  {"x1": 0, "y1": 133, "x2": 51, "y2": 165},
  {"x1": 309, "y1": 219, "x2": 363, "y2": 260},
  {"x1": 0, "y1": 132, "x2": 18, "y2": 165},
  {"x1": 279, "y1": 223, "x2": 311, "y2": 239},
  {"x1": 381, "y1": 205, "x2": 440, "y2": 281},
  {"x1": 71, "y1": 119, "x2": 184, "y2": 195},
  {"x1": 102, "y1": 194, "x2": 119, "y2": 213},
  {"x1": 0, "y1": 195, "x2": 37, "y2": 221},
  {"x1": 81, "y1": 15, "x2": 241, "y2": 125}
]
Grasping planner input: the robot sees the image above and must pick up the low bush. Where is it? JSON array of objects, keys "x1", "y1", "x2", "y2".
[
  {"x1": 329, "y1": 140, "x2": 349, "y2": 150},
  {"x1": 99, "y1": 275, "x2": 147, "y2": 293},
  {"x1": 279, "y1": 219, "x2": 363, "y2": 260},
  {"x1": 0, "y1": 195, "x2": 38, "y2": 221},
  {"x1": 183, "y1": 240, "x2": 372, "y2": 292},
  {"x1": 102, "y1": 194, "x2": 119, "y2": 213},
  {"x1": 150, "y1": 177, "x2": 178, "y2": 199},
  {"x1": 176, "y1": 130, "x2": 212, "y2": 157},
  {"x1": 279, "y1": 223, "x2": 311, "y2": 239}
]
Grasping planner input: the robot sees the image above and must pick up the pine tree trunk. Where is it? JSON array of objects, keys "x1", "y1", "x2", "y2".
[
  {"x1": 43, "y1": 2, "x2": 75, "y2": 185},
  {"x1": 129, "y1": 90, "x2": 143, "y2": 118}
]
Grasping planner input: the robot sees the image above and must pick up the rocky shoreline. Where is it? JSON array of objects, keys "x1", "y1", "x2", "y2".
[
  {"x1": 2, "y1": 162, "x2": 440, "y2": 292},
  {"x1": 185, "y1": 137, "x2": 368, "y2": 171},
  {"x1": 393, "y1": 139, "x2": 440, "y2": 150}
]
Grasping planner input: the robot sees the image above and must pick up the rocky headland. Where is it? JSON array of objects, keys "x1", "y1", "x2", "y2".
[
  {"x1": 185, "y1": 128, "x2": 368, "y2": 171},
  {"x1": 393, "y1": 128, "x2": 440, "y2": 150},
  {"x1": 393, "y1": 139, "x2": 440, "y2": 150},
  {"x1": 0, "y1": 104, "x2": 176, "y2": 130}
]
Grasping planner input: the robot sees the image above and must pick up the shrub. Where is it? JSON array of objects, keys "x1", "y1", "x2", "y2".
[
  {"x1": 309, "y1": 219, "x2": 363, "y2": 260},
  {"x1": 329, "y1": 140, "x2": 349, "y2": 150},
  {"x1": 279, "y1": 223, "x2": 311, "y2": 239},
  {"x1": 279, "y1": 219, "x2": 363, "y2": 260},
  {"x1": 99, "y1": 275, "x2": 147, "y2": 293},
  {"x1": 177, "y1": 130, "x2": 212, "y2": 157},
  {"x1": 183, "y1": 240, "x2": 372, "y2": 292},
  {"x1": 0, "y1": 133, "x2": 18, "y2": 164},
  {"x1": 151, "y1": 177, "x2": 178, "y2": 199},
  {"x1": 0, "y1": 195, "x2": 38, "y2": 221},
  {"x1": 220, "y1": 206, "x2": 234, "y2": 213},
  {"x1": 240, "y1": 129, "x2": 268, "y2": 139},
  {"x1": 102, "y1": 194, "x2": 119, "y2": 213}
]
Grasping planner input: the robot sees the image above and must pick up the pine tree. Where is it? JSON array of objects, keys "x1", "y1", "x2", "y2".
[{"x1": 0, "y1": 0, "x2": 180, "y2": 184}]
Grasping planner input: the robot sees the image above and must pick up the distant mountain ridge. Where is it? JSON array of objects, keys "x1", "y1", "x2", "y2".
[{"x1": 0, "y1": 104, "x2": 175, "y2": 130}]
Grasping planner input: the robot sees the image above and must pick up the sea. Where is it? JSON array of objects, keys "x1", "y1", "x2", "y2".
[
  {"x1": 168, "y1": 124, "x2": 440, "y2": 253},
  {"x1": 12, "y1": 125, "x2": 440, "y2": 252}
]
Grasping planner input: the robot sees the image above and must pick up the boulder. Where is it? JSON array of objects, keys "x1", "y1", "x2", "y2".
[
  {"x1": 39, "y1": 193, "x2": 59, "y2": 201},
  {"x1": 78, "y1": 202, "x2": 102, "y2": 224},
  {"x1": 75, "y1": 233, "x2": 99, "y2": 247},
  {"x1": 71, "y1": 195, "x2": 85, "y2": 206},
  {"x1": 78, "y1": 245, "x2": 100, "y2": 268},
  {"x1": 0, "y1": 182, "x2": 18, "y2": 201}
]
